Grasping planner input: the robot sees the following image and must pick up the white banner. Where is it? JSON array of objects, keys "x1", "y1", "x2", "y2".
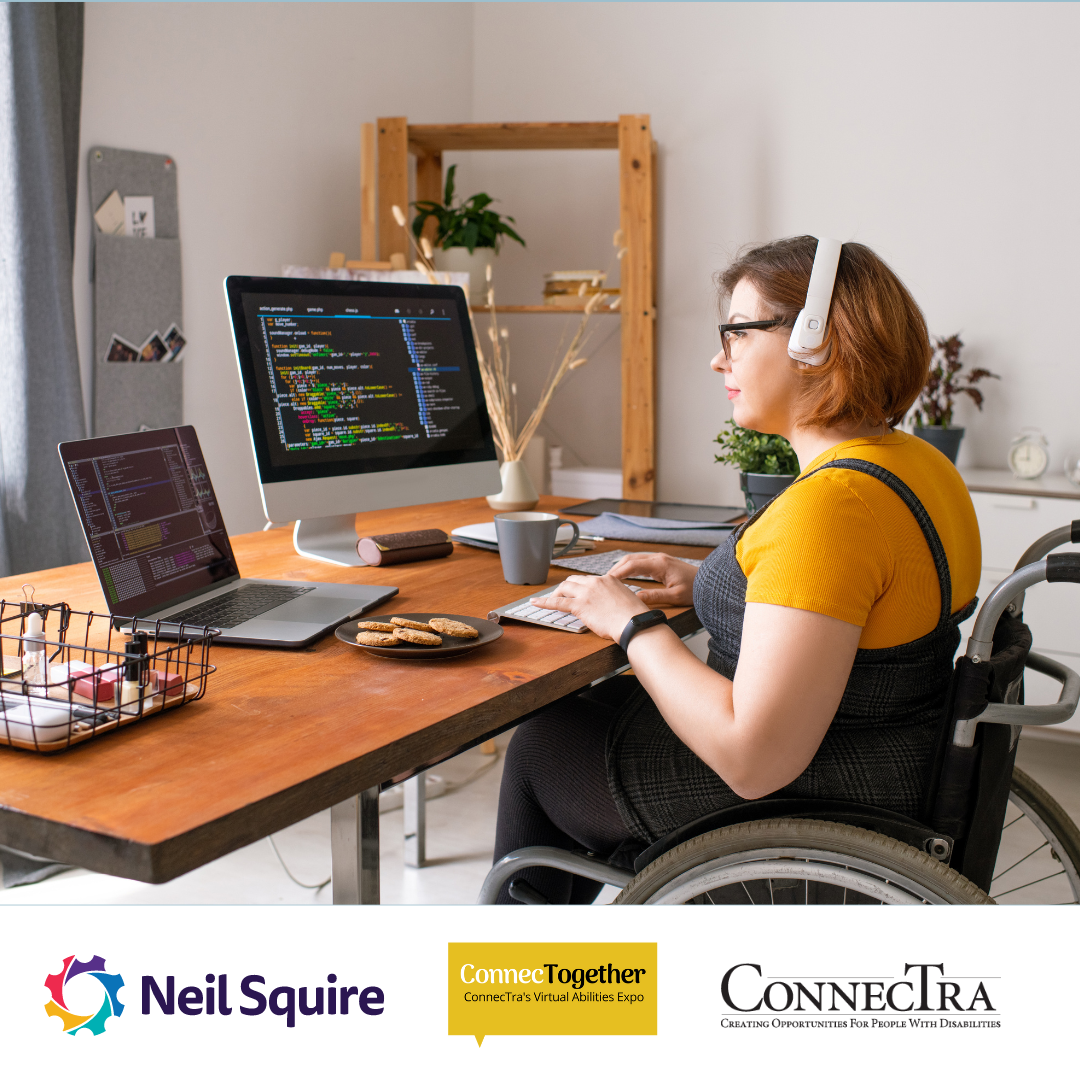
[{"x1": 2, "y1": 905, "x2": 1074, "y2": 1076}]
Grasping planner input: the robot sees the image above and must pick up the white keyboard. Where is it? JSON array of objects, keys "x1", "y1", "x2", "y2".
[
  {"x1": 550, "y1": 548, "x2": 703, "y2": 578},
  {"x1": 488, "y1": 584, "x2": 643, "y2": 633}
]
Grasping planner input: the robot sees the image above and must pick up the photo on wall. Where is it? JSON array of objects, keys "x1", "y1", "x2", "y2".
[
  {"x1": 103, "y1": 333, "x2": 139, "y2": 364},
  {"x1": 139, "y1": 331, "x2": 169, "y2": 364},
  {"x1": 164, "y1": 323, "x2": 186, "y2": 361}
]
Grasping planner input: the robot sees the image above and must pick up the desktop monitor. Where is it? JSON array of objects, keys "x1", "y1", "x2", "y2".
[{"x1": 225, "y1": 275, "x2": 500, "y2": 566}]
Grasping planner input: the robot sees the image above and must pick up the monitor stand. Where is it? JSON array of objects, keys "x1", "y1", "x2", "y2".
[{"x1": 293, "y1": 515, "x2": 367, "y2": 567}]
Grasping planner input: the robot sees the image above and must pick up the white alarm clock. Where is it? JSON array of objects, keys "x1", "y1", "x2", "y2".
[{"x1": 1007, "y1": 428, "x2": 1050, "y2": 479}]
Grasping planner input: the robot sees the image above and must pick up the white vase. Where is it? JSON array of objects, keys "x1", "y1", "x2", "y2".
[
  {"x1": 434, "y1": 247, "x2": 496, "y2": 304},
  {"x1": 486, "y1": 459, "x2": 539, "y2": 512}
]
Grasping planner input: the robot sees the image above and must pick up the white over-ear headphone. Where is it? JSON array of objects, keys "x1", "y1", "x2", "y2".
[{"x1": 787, "y1": 237, "x2": 843, "y2": 366}]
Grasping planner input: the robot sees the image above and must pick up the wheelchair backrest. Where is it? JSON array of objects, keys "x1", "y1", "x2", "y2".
[
  {"x1": 926, "y1": 519, "x2": 1080, "y2": 890},
  {"x1": 924, "y1": 613, "x2": 1030, "y2": 891}
]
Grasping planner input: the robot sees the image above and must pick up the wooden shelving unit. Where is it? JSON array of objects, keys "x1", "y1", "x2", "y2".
[{"x1": 368, "y1": 117, "x2": 657, "y2": 501}]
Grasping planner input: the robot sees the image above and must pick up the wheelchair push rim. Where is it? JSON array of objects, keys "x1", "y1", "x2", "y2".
[
  {"x1": 614, "y1": 818, "x2": 992, "y2": 906},
  {"x1": 640, "y1": 852, "x2": 946, "y2": 905}
]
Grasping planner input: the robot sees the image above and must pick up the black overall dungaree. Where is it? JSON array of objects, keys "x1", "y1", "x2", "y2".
[{"x1": 606, "y1": 459, "x2": 976, "y2": 844}]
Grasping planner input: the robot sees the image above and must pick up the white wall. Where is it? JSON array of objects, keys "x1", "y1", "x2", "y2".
[
  {"x1": 74, "y1": 2, "x2": 475, "y2": 534},
  {"x1": 76, "y1": 3, "x2": 1080, "y2": 530},
  {"x1": 441, "y1": 145, "x2": 626, "y2": 478},
  {"x1": 469, "y1": 2, "x2": 1080, "y2": 507}
]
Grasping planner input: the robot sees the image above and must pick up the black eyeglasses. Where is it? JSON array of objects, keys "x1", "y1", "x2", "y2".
[{"x1": 718, "y1": 318, "x2": 785, "y2": 362}]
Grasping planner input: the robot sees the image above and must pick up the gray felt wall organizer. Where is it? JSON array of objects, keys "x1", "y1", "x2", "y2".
[{"x1": 88, "y1": 146, "x2": 183, "y2": 437}]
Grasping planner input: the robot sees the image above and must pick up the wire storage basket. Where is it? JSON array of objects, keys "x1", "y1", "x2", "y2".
[{"x1": 0, "y1": 596, "x2": 216, "y2": 753}]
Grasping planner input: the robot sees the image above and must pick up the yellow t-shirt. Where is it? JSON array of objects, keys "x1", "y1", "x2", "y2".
[{"x1": 735, "y1": 433, "x2": 981, "y2": 650}]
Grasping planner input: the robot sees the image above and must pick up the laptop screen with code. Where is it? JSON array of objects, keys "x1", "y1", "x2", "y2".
[{"x1": 59, "y1": 426, "x2": 239, "y2": 619}]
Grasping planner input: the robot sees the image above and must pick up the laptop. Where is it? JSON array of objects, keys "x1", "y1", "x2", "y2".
[{"x1": 58, "y1": 426, "x2": 398, "y2": 646}]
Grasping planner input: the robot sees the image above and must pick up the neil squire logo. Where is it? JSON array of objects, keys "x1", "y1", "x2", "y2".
[
  {"x1": 45, "y1": 954, "x2": 126, "y2": 1036},
  {"x1": 40, "y1": 958, "x2": 385, "y2": 1037}
]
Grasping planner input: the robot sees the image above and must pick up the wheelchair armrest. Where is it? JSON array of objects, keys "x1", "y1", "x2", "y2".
[
  {"x1": 1010, "y1": 523, "x2": 1080, "y2": 616},
  {"x1": 952, "y1": 651, "x2": 1080, "y2": 747},
  {"x1": 477, "y1": 846, "x2": 633, "y2": 904},
  {"x1": 1014, "y1": 522, "x2": 1080, "y2": 571},
  {"x1": 965, "y1": 561, "x2": 1048, "y2": 662},
  {"x1": 1048, "y1": 552, "x2": 1080, "y2": 583}
]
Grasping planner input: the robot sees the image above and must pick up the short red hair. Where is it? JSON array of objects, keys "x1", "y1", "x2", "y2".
[{"x1": 718, "y1": 237, "x2": 930, "y2": 430}]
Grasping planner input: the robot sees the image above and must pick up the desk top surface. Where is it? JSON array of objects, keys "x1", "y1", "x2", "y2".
[{"x1": 0, "y1": 497, "x2": 705, "y2": 882}]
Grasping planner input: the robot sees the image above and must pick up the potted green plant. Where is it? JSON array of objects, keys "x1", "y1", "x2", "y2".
[
  {"x1": 911, "y1": 333, "x2": 999, "y2": 464},
  {"x1": 411, "y1": 165, "x2": 525, "y2": 303},
  {"x1": 714, "y1": 421, "x2": 800, "y2": 516}
]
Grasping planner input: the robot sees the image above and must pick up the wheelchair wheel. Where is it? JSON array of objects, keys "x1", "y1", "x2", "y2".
[
  {"x1": 991, "y1": 767, "x2": 1080, "y2": 904},
  {"x1": 613, "y1": 818, "x2": 991, "y2": 905}
]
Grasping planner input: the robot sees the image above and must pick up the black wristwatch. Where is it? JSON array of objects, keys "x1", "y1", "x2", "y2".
[{"x1": 619, "y1": 609, "x2": 668, "y2": 652}]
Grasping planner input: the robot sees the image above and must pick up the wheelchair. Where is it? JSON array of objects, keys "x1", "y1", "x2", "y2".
[{"x1": 479, "y1": 523, "x2": 1080, "y2": 906}]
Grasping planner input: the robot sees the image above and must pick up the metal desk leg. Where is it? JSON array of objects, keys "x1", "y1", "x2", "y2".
[
  {"x1": 404, "y1": 771, "x2": 426, "y2": 868},
  {"x1": 331, "y1": 786, "x2": 380, "y2": 904}
]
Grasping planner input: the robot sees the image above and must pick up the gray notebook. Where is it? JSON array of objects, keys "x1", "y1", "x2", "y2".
[{"x1": 89, "y1": 146, "x2": 183, "y2": 437}]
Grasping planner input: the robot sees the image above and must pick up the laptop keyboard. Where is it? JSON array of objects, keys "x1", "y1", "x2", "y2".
[{"x1": 166, "y1": 584, "x2": 315, "y2": 629}]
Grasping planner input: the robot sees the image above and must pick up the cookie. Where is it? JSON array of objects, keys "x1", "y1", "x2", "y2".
[
  {"x1": 356, "y1": 631, "x2": 398, "y2": 646},
  {"x1": 390, "y1": 616, "x2": 434, "y2": 631},
  {"x1": 393, "y1": 627, "x2": 443, "y2": 646},
  {"x1": 357, "y1": 620, "x2": 396, "y2": 632},
  {"x1": 428, "y1": 618, "x2": 479, "y2": 639}
]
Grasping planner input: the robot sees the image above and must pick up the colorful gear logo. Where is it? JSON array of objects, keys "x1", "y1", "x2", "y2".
[{"x1": 44, "y1": 955, "x2": 125, "y2": 1035}]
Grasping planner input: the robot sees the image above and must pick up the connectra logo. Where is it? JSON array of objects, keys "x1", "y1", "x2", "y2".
[
  {"x1": 718, "y1": 963, "x2": 1000, "y2": 1030},
  {"x1": 45, "y1": 955, "x2": 126, "y2": 1036},
  {"x1": 448, "y1": 943, "x2": 656, "y2": 1045}
]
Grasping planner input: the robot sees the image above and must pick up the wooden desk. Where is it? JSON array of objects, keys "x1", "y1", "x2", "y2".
[{"x1": 0, "y1": 497, "x2": 704, "y2": 902}]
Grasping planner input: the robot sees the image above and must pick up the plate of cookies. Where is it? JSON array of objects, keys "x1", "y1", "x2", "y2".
[{"x1": 336, "y1": 613, "x2": 503, "y2": 659}]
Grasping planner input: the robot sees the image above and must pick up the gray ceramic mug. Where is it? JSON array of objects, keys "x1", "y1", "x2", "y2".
[{"x1": 494, "y1": 512, "x2": 581, "y2": 585}]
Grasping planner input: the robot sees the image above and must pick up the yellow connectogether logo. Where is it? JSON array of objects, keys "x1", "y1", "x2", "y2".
[{"x1": 448, "y1": 943, "x2": 657, "y2": 1045}]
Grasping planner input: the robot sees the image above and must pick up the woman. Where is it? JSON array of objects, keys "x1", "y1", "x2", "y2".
[{"x1": 492, "y1": 236, "x2": 981, "y2": 904}]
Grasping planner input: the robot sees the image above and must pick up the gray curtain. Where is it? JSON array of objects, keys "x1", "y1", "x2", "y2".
[{"x1": 0, "y1": 2, "x2": 87, "y2": 578}]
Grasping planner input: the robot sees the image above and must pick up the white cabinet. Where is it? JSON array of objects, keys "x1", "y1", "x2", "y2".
[
  {"x1": 963, "y1": 474, "x2": 1080, "y2": 732},
  {"x1": 969, "y1": 491, "x2": 1072, "y2": 572}
]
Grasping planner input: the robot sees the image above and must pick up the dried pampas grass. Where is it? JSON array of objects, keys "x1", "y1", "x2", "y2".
[
  {"x1": 475, "y1": 283, "x2": 601, "y2": 462},
  {"x1": 392, "y1": 203, "x2": 604, "y2": 462}
]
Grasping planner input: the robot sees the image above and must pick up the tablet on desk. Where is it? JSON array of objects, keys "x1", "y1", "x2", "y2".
[{"x1": 558, "y1": 498, "x2": 743, "y2": 524}]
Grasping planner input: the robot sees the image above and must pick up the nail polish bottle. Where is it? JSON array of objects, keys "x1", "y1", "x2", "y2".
[
  {"x1": 21, "y1": 612, "x2": 46, "y2": 696},
  {"x1": 119, "y1": 632, "x2": 149, "y2": 714}
]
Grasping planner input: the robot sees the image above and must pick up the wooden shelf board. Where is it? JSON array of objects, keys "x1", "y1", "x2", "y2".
[
  {"x1": 470, "y1": 305, "x2": 621, "y2": 315},
  {"x1": 408, "y1": 122, "x2": 619, "y2": 154}
]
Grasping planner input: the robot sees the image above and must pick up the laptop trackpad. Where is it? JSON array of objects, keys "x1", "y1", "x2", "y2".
[{"x1": 267, "y1": 596, "x2": 361, "y2": 623}]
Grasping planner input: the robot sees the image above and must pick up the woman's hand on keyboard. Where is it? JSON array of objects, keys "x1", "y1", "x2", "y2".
[
  {"x1": 532, "y1": 574, "x2": 650, "y2": 641},
  {"x1": 607, "y1": 552, "x2": 697, "y2": 606}
]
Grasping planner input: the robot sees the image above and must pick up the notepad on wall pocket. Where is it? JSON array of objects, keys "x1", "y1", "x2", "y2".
[
  {"x1": 123, "y1": 195, "x2": 155, "y2": 238},
  {"x1": 93, "y1": 189, "x2": 125, "y2": 235}
]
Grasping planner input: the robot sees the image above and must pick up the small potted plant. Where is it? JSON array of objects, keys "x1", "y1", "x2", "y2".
[
  {"x1": 911, "y1": 333, "x2": 999, "y2": 464},
  {"x1": 714, "y1": 421, "x2": 800, "y2": 516},
  {"x1": 411, "y1": 165, "x2": 525, "y2": 303}
]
